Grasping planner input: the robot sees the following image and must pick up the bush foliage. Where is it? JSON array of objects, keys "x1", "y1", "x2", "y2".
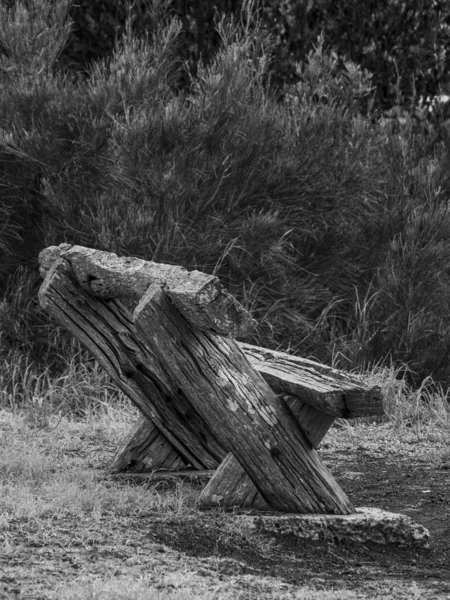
[
  {"x1": 54, "y1": 0, "x2": 450, "y2": 114},
  {"x1": 2, "y1": 0, "x2": 450, "y2": 395}
]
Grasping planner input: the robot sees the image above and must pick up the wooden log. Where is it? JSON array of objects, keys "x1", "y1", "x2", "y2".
[
  {"x1": 239, "y1": 343, "x2": 384, "y2": 418},
  {"x1": 110, "y1": 416, "x2": 187, "y2": 473},
  {"x1": 199, "y1": 453, "x2": 269, "y2": 511},
  {"x1": 38, "y1": 259, "x2": 226, "y2": 471},
  {"x1": 133, "y1": 284, "x2": 354, "y2": 514},
  {"x1": 38, "y1": 244, "x2": 256, "y2": 338}
]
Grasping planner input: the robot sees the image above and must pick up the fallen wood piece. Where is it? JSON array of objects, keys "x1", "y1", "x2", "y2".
[
  {"x1": 39, "y1": 244, "x2": 256, "y2": 337},
  {"x1": 38, "y1": 245, "x2": 358, "y2": 515},
  {"x1": 239, "y1": 343, "x2": 383, "y2": 418},
  {"x1": 39, "y1": 257, "x2": 351, "y2": 513},
  {"x1": 199, "y1": 453, "x2": 269, "y2": 511}
]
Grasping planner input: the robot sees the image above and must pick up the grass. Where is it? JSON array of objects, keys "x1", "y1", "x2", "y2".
[
  {"x1": 53, "y1": 578, "x2": 427, "y2": 600},
  {"x1": 0, "y1": 408, "x2": 148, "y2": 523},
  {"x1": 1, "y1": 368, "x2": 449, "y2": 598},
  {"x1": 0, "y1": 409, "x2": 442, "y2": 600},
  {"x1": 1, "y1": 356, "x2": 450, "y2": 599}
]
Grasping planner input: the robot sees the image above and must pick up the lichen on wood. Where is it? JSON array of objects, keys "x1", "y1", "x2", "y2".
[{"x1": 38, "y1": 244, "x2": 256, "y2": 337}]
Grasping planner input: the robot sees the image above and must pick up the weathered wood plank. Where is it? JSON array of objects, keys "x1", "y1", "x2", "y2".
[
  {"x1": 112, "y1": 315, "x2": 383, "y2": 473},
  {"x1": 239, "y1": 343, "x2": 383, "y2": 418},
  {"x1": 133, "y1": 285, "x2": 354, "y2": 514},
  {"x1": 283, "y1": 397, "x2": 336, "y2": 448},
  {"x1": 199, "y1": 453, "x2": 270, "y2": 511},
  {"x1": 38, "y1": 259, "x2": 226, "y2": 471},
  {"x1": 111, "y1": 342, "x2": 379, "y2": 469},
  {"x1": 110, "y1": 416, "x2": 187, "y2": 473},
  {"x1": 39, "y1": 244, "x2": 256, "y2": 337},
  {"x1": 115, "y1": 396, "x2": 334, "y2": 476},
  {"x1": 38, "y1": 248, "x2": 356, "y2": 514}
]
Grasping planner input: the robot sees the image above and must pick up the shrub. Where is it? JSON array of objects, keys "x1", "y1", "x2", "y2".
[
  {"x1": 52, "y1": 0, "x2": 450, "y2": 115},
  {"x1": 2, "y1": 0, "x2": 450, "y2": 396}
]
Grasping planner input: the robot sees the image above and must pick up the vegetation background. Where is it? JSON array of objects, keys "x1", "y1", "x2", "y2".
[{"x1": 2, "y1": 0, "x2": 450, "y2": 408}]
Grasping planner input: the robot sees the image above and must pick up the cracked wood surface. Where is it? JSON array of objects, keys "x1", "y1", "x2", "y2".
[
  {"x1": 111, "y1": 340, "x2": 382, "y2": 471},
  {"x1": 239, "y1": 343, "x2": 383, "y2": 419},
  {"x1": 38, "y1": 254, "x2": 354, "y2": 514},
  {"x1": 39, "y1": 259, "x2": 225, "y2": 471},
  {"x1": 199, "y1": 452, "x2": 270, "y2": 511},
  {"x1": 110, "y1": 416, "x2": 187, "y2": 473},
  {"x1": 39, "y1": 244, "x2": 256, "y2": 338},
  {"x1": 131, "y1": 284, "x2": 354, "y2": 514}
]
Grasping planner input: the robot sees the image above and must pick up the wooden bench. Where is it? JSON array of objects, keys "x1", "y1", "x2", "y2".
[{"x1": 38, "y1": 244, "x2": 384, "y2": 515}]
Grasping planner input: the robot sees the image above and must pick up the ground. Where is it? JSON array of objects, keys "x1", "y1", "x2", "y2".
[
  {"x1": 1, "y1": 415, "x2": 450, "y2": 599},
  {"x1": 148, "y1": 429, "x2": 450, "y2": 598}
]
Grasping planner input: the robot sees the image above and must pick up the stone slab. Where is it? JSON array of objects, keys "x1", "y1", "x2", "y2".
[{"x1": 234, "y1": 507, "x2": 430, "y2": 548}]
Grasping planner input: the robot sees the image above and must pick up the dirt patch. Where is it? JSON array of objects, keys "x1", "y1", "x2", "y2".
[
  {"x1": 146, "y1": 440, "x2": 450, "y2": 597},
  {"x1": 1, "y1": 421, "x2": 450, "y2": 599}
]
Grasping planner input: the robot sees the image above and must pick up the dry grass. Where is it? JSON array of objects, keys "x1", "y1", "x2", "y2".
[
  {"x1": 330, "y1": 363, "x2": 450, "y2": 472},
  {"x1": 0, "y1": 406, "x2": 208, "y2": 523},
  {"x1": 1, "y1": 398, "x2": 438, "y2": 600},
  {"x1": 1, "y1": 359, "x2": 449, "y2": 598},
  {"x1": 54, "y1": 577, "x2": 426, "y2": 600}
]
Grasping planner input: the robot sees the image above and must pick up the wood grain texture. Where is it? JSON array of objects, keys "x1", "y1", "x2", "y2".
[
  {"x1": 110, "y1": 415, "x2": 187, "y2": 473},
  {"x1": 38, "y1": 259, "x2": 225, "y2": 471},
  {"x1": 37, "y1": 248, "x2": 359, "y2": 514},
  {"x1": 112, "y1": 341, "x2": 380, "y2": 468},
  {"x1": 38, "y1": 244, "x2": 255, "y2": 337},
  {"x1": 199, "y1": 453, "x2": 269, "y2": 511},
  {"x1": 133, "y1": 285, "x2": 354, "y2": 514},
  {"x1": 283, "y1": 397, "x2": 335, "y2": 448},
  {"x1": 239, "y1": 343, "x2": 384, "y2": 418}
]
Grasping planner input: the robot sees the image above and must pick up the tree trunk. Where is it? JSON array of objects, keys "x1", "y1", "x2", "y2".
[{"x1": 39, "y1": 244, "x2": 256, "y2": 337}]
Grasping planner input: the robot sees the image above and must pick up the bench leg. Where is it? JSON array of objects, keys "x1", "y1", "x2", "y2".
[
  {"x1": 283, "y1": 397, "x2": 335, "y2": 448},
  {"x1": 199, "y1": 453, "x2": 269, "y2": 510},
  {"x1": 110, "y1": 415, "x2": 189, "y2": 473}
]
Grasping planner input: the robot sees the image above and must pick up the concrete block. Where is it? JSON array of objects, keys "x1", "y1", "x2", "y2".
[{"x1": 235, "y1": 507, "x2": 430, "y2": 547}]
